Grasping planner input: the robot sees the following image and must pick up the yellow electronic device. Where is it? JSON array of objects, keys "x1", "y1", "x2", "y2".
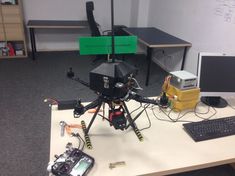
[
  {"x1": 166, "y1": 84, "x2": 200, "y2": 101},
  {"x1": 170, "y1": 98, "x2": 199, "y2": 111},
  {"x1": 165, "y1": 84, "x2": 200, "y2": 111}
]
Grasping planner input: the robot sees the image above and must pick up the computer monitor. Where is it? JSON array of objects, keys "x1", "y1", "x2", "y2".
[{"x1": 197, "y1": 52, "x2": 235, "y2": 108}]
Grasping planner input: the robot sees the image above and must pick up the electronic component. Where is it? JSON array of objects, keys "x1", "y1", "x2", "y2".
[
  {"x1": 89, "y1": 61, "x2": 137, "y2": 98},
  {"x1": 159, "y1": 92, "x2": 169, "y2": 108},
  {"x1": 170, "y1": 70, "x2": 197, "y2": 90},
  {"x1": 58, "y1": 100, "x2": 77, "y2": 110},
  {"x1": 165, "y1": 84, "x2": 200, "y2": 111},
  {"x1": 109, "y1": 106, "x2": 127, "y2": 130},
  {"x1": 47, "y1": 143, "x2": 94, "y2": 176},
  {"x1": 183, "y1": 116, "x2": 235, "y2": 142}
]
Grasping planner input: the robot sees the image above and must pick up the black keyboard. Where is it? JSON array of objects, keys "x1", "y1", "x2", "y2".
[{"x1": 183, "y1": 116, "x2": 235, "y2": 142}]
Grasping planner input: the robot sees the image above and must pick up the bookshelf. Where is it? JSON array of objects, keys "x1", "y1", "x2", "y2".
[{"x1": 0, "y1": 0, "x2": 27, "y2": 58}]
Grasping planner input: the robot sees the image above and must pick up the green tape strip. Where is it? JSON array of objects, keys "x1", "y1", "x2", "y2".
[{"x1": 78, "y1": 36, "x2": 137, "y2": 55}]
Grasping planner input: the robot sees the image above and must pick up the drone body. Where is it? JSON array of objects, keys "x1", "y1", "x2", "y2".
[
  {"x1": 89, "y1": 61, "x2": 137, "y2": 98},
  {"x1": 68, "y1": 60, "x2": 160, "y2": 149}
]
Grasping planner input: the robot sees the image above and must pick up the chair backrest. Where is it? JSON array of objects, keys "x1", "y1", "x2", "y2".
[{"x1": 86, "y1": 1, "x2": 101, "y2": 36}]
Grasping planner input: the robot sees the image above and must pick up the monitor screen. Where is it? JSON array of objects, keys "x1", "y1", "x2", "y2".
[{"x1": 197, "y1": 52, "x2": 235, "y2": 108}]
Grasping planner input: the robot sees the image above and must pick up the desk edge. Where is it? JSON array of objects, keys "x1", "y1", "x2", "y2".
[
  {"x1": 142, "y1": 158, "x2": 235, "y2": 176},
  {"x1": 27, "y1": 25, "x2": 88, "y2": 29},
  {"x1": 123, "y1": 28, "x2": 192, "y2": 48}
]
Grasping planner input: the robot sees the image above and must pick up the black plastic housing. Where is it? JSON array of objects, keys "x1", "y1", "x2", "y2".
[
  {"x1": 89, "y1": 61, "x2": 137, "y2": 98},
  {"x1": 58, "y1": 100, "x2": 77, "y2": 110}
]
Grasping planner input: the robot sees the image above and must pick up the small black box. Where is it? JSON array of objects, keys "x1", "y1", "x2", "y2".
[{"x1": 58, "y1": 100, "x2": 77, "y2": 110}]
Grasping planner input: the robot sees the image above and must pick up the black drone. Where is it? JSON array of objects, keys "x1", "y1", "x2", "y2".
[
  {"x1": 65, "y1": 0, "x2": 166, "y2": 149},
  {"x1": 67, "y1": 61, "x2": 164, "y2": 149}
]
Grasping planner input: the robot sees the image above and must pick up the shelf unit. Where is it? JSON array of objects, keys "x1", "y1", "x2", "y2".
[{"x1": 0, "y1": 0, "x2": 27, "y2": 58}]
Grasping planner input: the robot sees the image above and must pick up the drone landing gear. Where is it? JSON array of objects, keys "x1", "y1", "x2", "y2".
[
  {"x1": 81, "y1": 121, "x2": 93, "y2": 149},
  {"x1": 81, "y1": 100, "x2": 144, "y2": 149}
]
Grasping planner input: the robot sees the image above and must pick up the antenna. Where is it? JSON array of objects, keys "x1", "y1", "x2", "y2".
[{"x1": 111, "y1": 0, "x2": 115, "y2": 63}]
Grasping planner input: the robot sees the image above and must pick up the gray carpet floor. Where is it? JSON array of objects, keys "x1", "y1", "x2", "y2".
[{"x1": 0, "y1": 52, "x2": 234, "y2": 176}]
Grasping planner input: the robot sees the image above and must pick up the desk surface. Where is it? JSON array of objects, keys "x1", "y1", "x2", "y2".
[
  {"x1": 27, "y1": 20, "x2": 89, "y2": 28},
  {"x1": 50, "y1": 99, "x2": 235, "y2": 176},
  {"x1": 123, "y1": 27, "x2": 192, "y2": 48}
]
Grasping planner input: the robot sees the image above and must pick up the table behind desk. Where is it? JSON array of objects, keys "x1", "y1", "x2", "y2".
[
  {"x1": 50, "y1": 99, "x2": 235, "y2": 176},
  {"x1": 27, "y1": 20, "x2": 89, "y2": 60},
  {"x1": 123, "y1": 27, "x2": 191, "y2": 86}
]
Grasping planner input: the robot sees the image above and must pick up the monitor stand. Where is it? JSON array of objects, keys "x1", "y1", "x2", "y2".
[{"x1": 201, "y1": 96, "x2": 228, "y2": 108}]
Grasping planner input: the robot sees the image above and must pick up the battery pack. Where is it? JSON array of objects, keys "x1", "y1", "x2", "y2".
[
  {"x1": 166, "y1": 84, "x2": 200, "y2": 101},
  {"x1": 166, "y1": 84, "x2": 200, "y2": 111},
  {"x1": 58, "y1": 100, "x2": 77, "y2": 110},
  {"x1": 171, "y1": 98, "x2": 199, "y2": 111}
]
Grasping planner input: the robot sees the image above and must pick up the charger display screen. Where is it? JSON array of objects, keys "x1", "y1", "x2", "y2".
[{"x1": 70, "y1": 158, "x2": 92, "y2": 176}]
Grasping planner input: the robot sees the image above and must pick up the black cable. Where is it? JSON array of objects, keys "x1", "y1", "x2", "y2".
[
  {"x1": 72, "y1": 133, "x2": 85, "y2": 151},
  {"x1": 77, "y1": 133, "x2": 85, "y2": 151},
  {"x1": 78, "y1": 135, "x2": 81, "y2": 150},
  {"x1": 193, "y1": 102, "x2": 217, "y2": 120},
  {"x1": 129, "y1": 103, "x2": 143, "y2": 115},
  {"x1": 152, "y1": 106, "x2": 193, "y2": 123},
  {"x1": 97, "y1": 114, "x2": 111, "y2": 123},
  {"x1": 139, "y1": 104, "x2": 152, "y2": 131},
  {"x1": 151, "y1": 100, "x2": 217, "y2": 123}
]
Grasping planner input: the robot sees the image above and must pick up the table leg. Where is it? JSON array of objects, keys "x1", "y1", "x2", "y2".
[
  {"x1": 145, "y1": 47, "x2": 153, "y2": 86},
  {"x1": 181, "y1": 47, "x2": 188, "y2": 70},
  {"x1": 29, "y1": 28, "x2": 36, "y2": 60}
]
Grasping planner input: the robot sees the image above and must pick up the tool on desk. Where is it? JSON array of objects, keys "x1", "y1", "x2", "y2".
[
  {"x1": 59, "y1": 121, "x2": 82, "y2": 137},
  {"x1": 59, "y1": 121, "x2": 67, "y2": 137},
  {"x1": 109, "y1": 161, "x2": 126, "y2": 169}
]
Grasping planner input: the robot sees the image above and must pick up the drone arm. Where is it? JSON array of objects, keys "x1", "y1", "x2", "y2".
[
  {"x1": 67, "y1": 67, "x2": 90, "y2": 88},
  {"x1": 129, "y1": 93, "x2": 159, "y2": 105},
  {"x1": 73, "y1": 77, "x2": 90, "y2": 88},
  {"x1": 74, "y1": 97, "x2": 102, "y2": 117},
  {"x1": 84, "y1": 98, "x2": 102, "y2": 112}
]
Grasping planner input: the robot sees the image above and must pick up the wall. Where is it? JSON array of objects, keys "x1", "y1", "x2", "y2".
[
  {"x1": 148, "y1": 0, "x2": 235, "y2": 73},
  {"x1": 130, "y1": 0, "x2": 139, "y2": 27},
  {"x1": 22, "y1": 0, "x2": 132, "y2": 51},
  {"x1": 137, "y1": 0, "x2": 150, "y2": 27},
  {"x1": 130, "y1": 0, "x2": 150, "y2": 27}
]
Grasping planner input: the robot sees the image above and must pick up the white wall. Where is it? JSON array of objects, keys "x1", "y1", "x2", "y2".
[
  {"x1": 130, "y1": 0, "x2": 150, "y2": 27},
  {"x1": 130, "y1": 0, "x2": 139, "y2": 27},
  {"x1": 22, "y1": 0, "x2": 132, "y2": 51},
  {"x1": 148, "y1": 0, "x2": 235, "y2": 74},
  {"x1": 137, "y1": 0, "x2": 150, "y2": 27}
]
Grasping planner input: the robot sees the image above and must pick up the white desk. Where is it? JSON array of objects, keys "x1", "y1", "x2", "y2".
[{"x1": 50, "y1": 98, "x2": 235, "y2": 176}]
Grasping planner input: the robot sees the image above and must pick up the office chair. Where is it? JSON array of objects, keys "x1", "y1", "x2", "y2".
[
  {"x1": 86, "y1": 1, "x2": 101, "y2": 37},
  {"x1": 86, "y1": 1, "x2": 127, "y2": 62}
]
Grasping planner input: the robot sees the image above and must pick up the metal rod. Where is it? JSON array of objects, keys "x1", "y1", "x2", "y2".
[
  {"x1": 85, "y1": 102, "x2": 103, "y2": 134},
  {"x1": 111, "y1": 0, "x2": 115, "y2": 62}
]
